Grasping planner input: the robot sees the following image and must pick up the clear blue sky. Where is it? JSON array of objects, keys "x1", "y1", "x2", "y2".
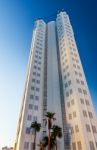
[{"x1": 0, "y1": 0, "x2": 97, "y2": 148}]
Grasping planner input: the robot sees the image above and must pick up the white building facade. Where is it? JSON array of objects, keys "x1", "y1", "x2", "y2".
[{"x1": 15, "y1": 11, "x2": 97, "y2": 150}]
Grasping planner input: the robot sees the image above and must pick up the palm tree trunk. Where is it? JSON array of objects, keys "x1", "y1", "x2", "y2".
[
  {"x1": 33, "y1": 130, "x2": 36, "y2": 150},
  {"x1": 48, "y1": 119, "x2": 51, "y2": 150},
  {"x1": 55, "y1": 137, "x2": 57, "y2": 150},
  {"x1": 48, "y1": 128, "x2": 50, "y2": 150}
]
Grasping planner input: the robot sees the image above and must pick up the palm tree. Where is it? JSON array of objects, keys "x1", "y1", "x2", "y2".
[
  {"x1": 45, "y1": 112, "x2": 56, "y2": 150},
  {"x1": 51, "y1": 125, "x2": 62, "y2": 150},
  {"x1": 42, "y1": 136, "x2": 55, "y2": 149},
  {"x1": 37, "y1": 141, "x2": 45, "y2": 150},
  {"x1": 30, "y1": 121, "x2": 41, "y2": 150}
]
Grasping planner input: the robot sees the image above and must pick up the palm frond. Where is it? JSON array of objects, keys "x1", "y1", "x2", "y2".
[
  {"x1": 51, "y1": 125, "x2": 62, "y2": 138},
  {"x1": 30, "y1": 121, "x2": 41, "y2": 132}
]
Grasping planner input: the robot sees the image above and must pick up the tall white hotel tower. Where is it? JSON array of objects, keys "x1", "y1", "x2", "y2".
[{"x1": 15, "y1": 11, "x2": 97, "y2": 150}]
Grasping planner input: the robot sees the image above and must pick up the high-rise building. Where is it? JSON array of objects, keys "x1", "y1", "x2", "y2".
[{"x1": 15, "y1": 11, "x2": 97, "y2": 150}]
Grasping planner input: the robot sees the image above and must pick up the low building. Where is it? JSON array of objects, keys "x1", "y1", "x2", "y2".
[{"x1": 2, "y1": 147, "x2": 14, "y2": 150}]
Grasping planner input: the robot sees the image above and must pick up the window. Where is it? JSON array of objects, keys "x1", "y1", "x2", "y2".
[
  {"x1": 34, "y1": 60, "x2": 37, "y2": 63},
  {"x1": 69, "y1": 46, "x2": 72, "y2": 50},
  {"x1": 88, "y1": 112, "x2": 93, "y2": 118},
  {"x1": 68, "y1": 80, "x2": 71, "y2": 85},
  {"x1": 33, "y1": 116, "x2": 37, "y2": 121},
  {"x1": 92, "y1": 125, "x2": 97, "y2": 133},
  {"x1": 63, "y1": 62, "x2": 65, "y2": 66},
  {"x1": 67, "y1": 72, "x2": 70, "y2": 77},
  {"x1": 66, "y1": 91, "x2": 69, "y2": 97},
  {"x1": 66, "y1": 65, "x2": 69, "y2": 70},
  {"x1": 83, "y1": 89, "x2": 87, "y2": 95},
  {"x1": 73, "y1": 48, "x2": 76, "y2": 51},
  {"x1": 35, "y1": 96, "x2": 39, "y2": 100},
  {"x1": 83, "y1": 110, "x2": 87, "y2": 117},
  {"x1": 77, "y1": 141, "x2": 82, "y2": 150},
  {"x1": 36, "y1": 42, "x2": 42, "y2": 46},
  {"x1": 39, "y1": 51, "x2": 42, "y2": 55},
  {"x1": 34, "y1": 105, "x2": 38, "y2": 110},
  {"x1": 38, "y1": 61, "x2": 41, "y2": 65},
  {"x1": 32, "y1": 79, "x2": 35, "y2": 82},
  {"x1": 72, "y1": 57, "x2": 75, "y2": 61},
  {"x1": 73, "y1": 111, "x2": 76, "y2": 118},
  {"x1": 80, "y1": 98, "x2": 84, "y2": 104},
  {"x1": 27, "y1": 115, "x2": 32, "y2": 121},
  {"x1": 33, "y1": 72, "x2": 36, "y2": 75},
  {"x1": 78, "y1": 88, "x2": 82, "y2": 93},
  {"x1": 77, "y1": 65, "x2": 80, "y2": 69},
  {"x1": 70, "y1": 89, "x2": 73, "y2": 94},
  {"x1": 37, "y1": 73, "x2": 40, "y2": 76},
  {"x1": 81, "y1": 80, "x2": 84, "y2": 85},
  {"x1": 76, "y1": 59, "x2": 79, "y2": 63},
  {"x1": 29, "y1": 104, "x2": 33, "y2": 109},
  {"x1": 39, "y1": 56, "x2": 41, "y2": 59},
  {"x1": 71, "y1": 126, "x2": 74, "y2": 134},
  {"x1": 96, "y1": 142, "x2": 97, "y2": 147},
  {"x1": 74, "y1": 53, "x2": 77, "y2": 57},
  {"x1": 31, "y1": 86, "x2": 35, "y2": 90},
  {"x1": 75, "y1": 71, "x2": 78, "y2": 75},
  {"x1": 37, "y1": 80, "x2": 40, "y2": 84},
  {"x1": 65, "y1": 83, "x2": 68, "y2": 88},
  {"x1": 89, "y1": 141, "x2": 95, "y2": 150},
  {"x1": 26, "y1": 127, "x2": 30, "y2": 134},
  {"x1": 30, "y1": 94, "x2": 34, "y2": 99},
  {"x1": 65, "y1": 59, "x2": 68, "y2": 63},
  {"x1": 72, "y1": 43, "x2": 75, "y2": 47},
  {"x1": 85, "y1": 100, "x2": 90, "y2": 105},
  {"x1": 35, "y1": 55, "x2": 38, "y2": 58},
  {"x1": 36, "y1": 87, "x2": 39, "y2": 92},
  {"x1": 67, "y1": 102, "x2": 70, "y2": 107},
  {"x1": 86, "y1": 124, "x2": 91, "y2": 132},
  {"x1": 38, "y1": 67, "x2": 41, "y2": 70},
  {"x1": 72, "y1": 142, "x2": 76, "y2": 150},
  {"x1": 73, "y1": 64, "x2": 76, "y2": 68},
  {"x1": 61, "y1": 51, "x2": 63, "y2": 55},
  {"x1": 63, "y1": 68, "x2": 65, "y2": 72},
  {"x1": 75, "y1": 125, "x2": 79, "y2": 132},
  {"x1": 71, "y1": 99, "x2": 74, "y2": 105},
  {"x1": 79, "y1": 72, "x2": 82, "y2": 77},
  {"x1": 24, "y1": 142, "x2": 29, "y2": 149},
  {"x1": 64, "y1": 75, "x2": 66, "y2": 79},
  {"x1": 69, "y1": 114, "x2": 72, "y2": 120},
  {"x1": 76, "y1": 79, "x2": 80, "y2": 84}
]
